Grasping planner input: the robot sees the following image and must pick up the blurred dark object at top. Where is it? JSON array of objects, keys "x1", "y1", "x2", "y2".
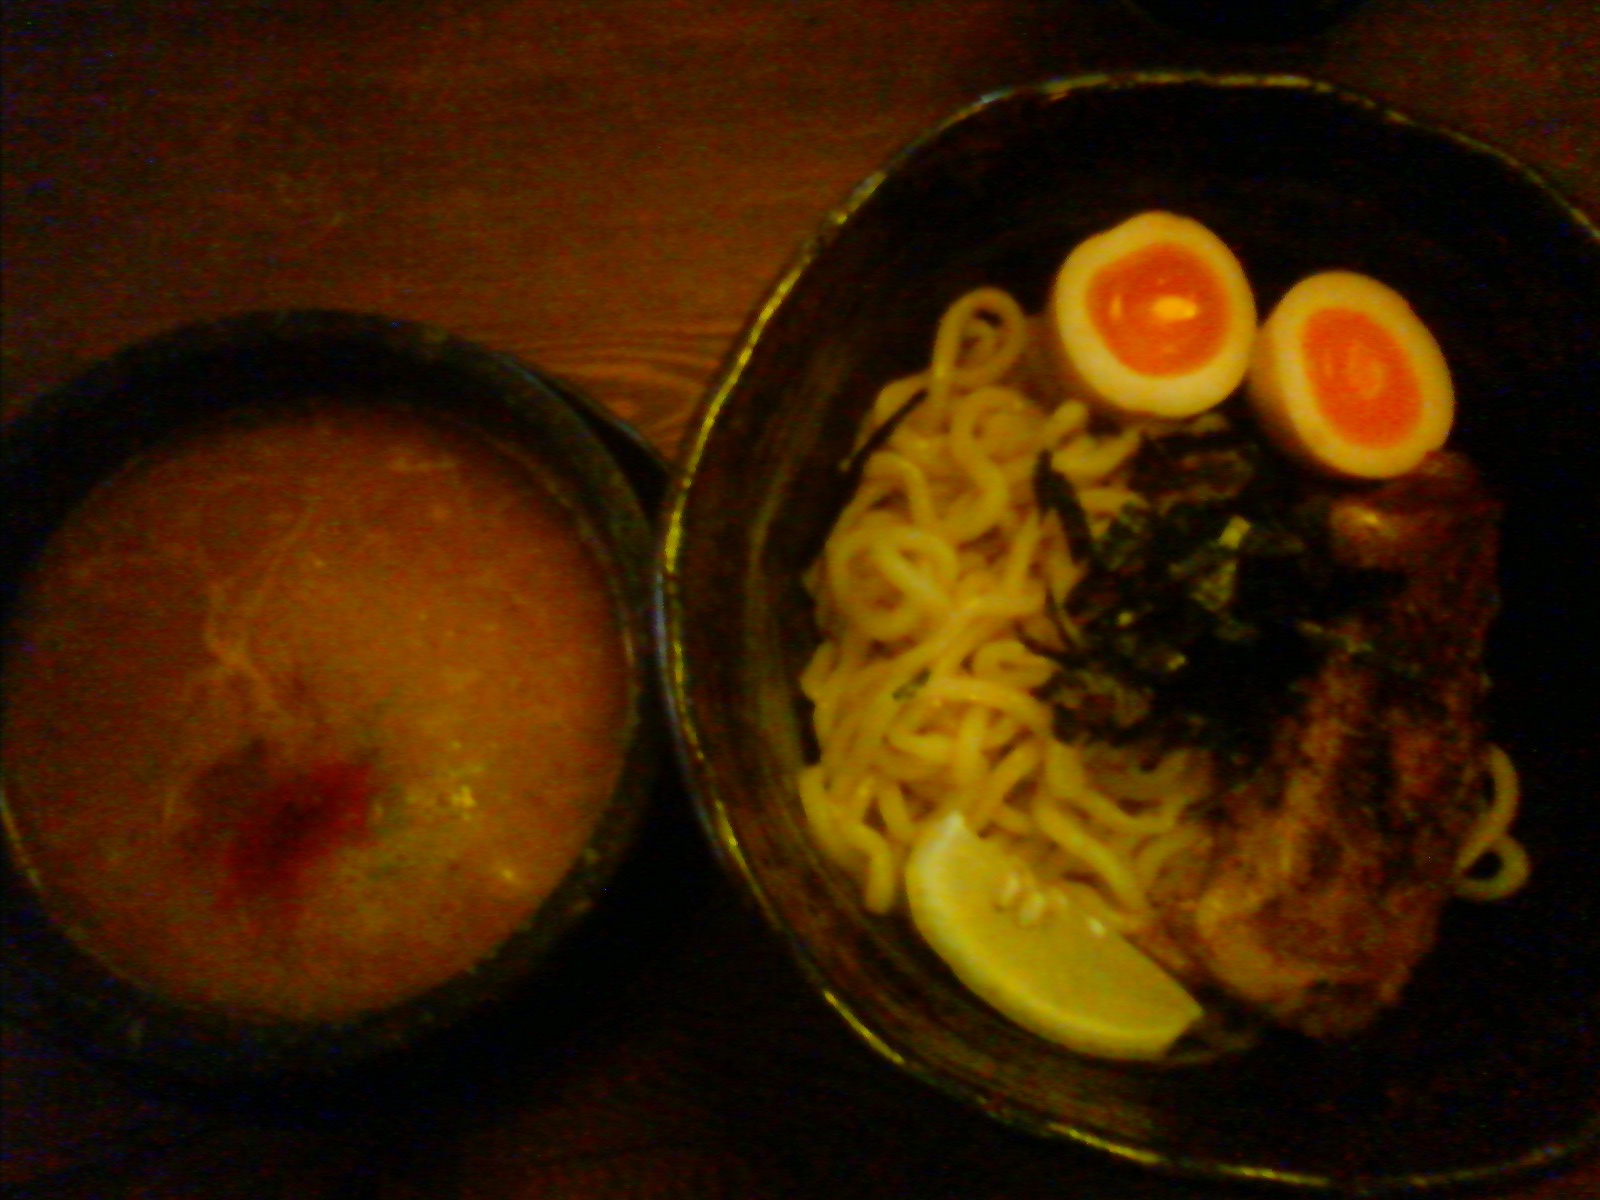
[{"x1": 1123, "y1": 0, "x2": 1369, "y2": 42}]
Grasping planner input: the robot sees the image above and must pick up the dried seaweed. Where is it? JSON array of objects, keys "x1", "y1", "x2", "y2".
[{"x1": 1034, "y1": 426, "x2": 1404, "y2": 771}]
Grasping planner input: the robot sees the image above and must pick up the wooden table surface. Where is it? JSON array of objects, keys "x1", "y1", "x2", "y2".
[{"x1": 4, "y1": 1, "x2": 1597, "y2": 1196}]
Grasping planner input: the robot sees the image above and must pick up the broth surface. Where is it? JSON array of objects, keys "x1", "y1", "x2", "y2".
[{"x1": 2, "y1": 402, "x2": 631, "y2": 1023}]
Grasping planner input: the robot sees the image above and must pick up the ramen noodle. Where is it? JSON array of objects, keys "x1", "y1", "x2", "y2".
[{"x1": 797, "y1": 286, "x2": 1527, "y2": 952}]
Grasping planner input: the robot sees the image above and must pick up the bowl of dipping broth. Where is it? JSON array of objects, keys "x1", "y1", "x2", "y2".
[
  {"x1": 2, "y1": 311, "x2": 665, "y2": 1088},
  {"x1": 655, "y1": 73, "x2": 1600, "y2": 1191}
]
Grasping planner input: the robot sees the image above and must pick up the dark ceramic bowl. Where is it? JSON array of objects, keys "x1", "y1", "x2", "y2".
[
  {"x1": 1121, "y1": 0, "x2": 1369, "y2": 43},
  {"x1": 656, "y1": 74, "x2": 1600, "y2": 1192},
  {"x1": 1, "y1": 311, "x2": 666, "y2": 1089}
]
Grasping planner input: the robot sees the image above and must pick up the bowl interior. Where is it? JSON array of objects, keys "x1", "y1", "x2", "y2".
[
  {"x1": 659, "y1": 75, "x2": 1600, "y2": 1190},
  {"x1": 2, "y1": 311, "x2": 666, "y2": 1085}
]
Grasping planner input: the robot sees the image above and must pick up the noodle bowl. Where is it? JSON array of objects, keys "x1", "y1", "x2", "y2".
[{"x1": 659, "y1": 71, "x2": 1599, "y2": 1186}]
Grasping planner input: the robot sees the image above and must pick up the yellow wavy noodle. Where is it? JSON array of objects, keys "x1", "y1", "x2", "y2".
[
  {"x1": 801, "y1": 288, "x2": 1204, "y2": 918},
  {"x1": 799, "y1": 286, "x2": 1527, "y2": 927},
  {"x1": 1454, "y1": 745, "x2": 1530, "y2": 902}
]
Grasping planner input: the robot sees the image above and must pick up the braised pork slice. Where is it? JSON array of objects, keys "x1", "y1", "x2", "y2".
[{"x1": 1138, "y1": 451, "x2": 1502, "y2": 1037}]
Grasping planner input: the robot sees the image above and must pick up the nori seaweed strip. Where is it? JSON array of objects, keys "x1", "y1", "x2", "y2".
[
  {"x1": 1032, "y1": 450, "x2": 1095, "y2": 567},
  {"x1": 838, "y1": 383, "x2": 929, "y2": 484},
  {"x1": 1027, "y1": 426, "x2": 1413, "y2": 774},
  {"x1": 799, "y1": 384, "x2": 932, "y2": 572}
]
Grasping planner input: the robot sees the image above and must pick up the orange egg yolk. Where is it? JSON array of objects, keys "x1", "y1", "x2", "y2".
[
  {"x1": 1087, "y1": 242, "x2": 1230, "y2": 377},
  {"x1": 1301, "y1": 307, "x2": 1422, "y2": 447}
]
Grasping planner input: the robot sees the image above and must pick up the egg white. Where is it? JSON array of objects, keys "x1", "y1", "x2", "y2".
[
  {"x1": 1247, "y1": 271, "x2": 1454, "y2": 479},
  {"x1": 1048, "y1": 211, "x2": 1256, "y2": 420}
]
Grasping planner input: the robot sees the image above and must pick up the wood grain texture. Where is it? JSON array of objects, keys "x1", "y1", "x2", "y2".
[{"x1": 4, "y1": 1, "x2": 1598, "y2": 1196}]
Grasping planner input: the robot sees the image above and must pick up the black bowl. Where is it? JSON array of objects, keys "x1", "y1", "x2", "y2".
[
  {"x1": 655, "y1": 74, "x2": 1600, "y2": 1192},
  {"x1": 1, "y1": 310, "x2": 667, "y2": 1089},
  {"x1": 1121, "y1": 0, "x2": 1370, "y2": 43}
]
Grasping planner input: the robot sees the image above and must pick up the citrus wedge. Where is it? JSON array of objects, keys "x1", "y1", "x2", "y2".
[{"x1": 905, "y1": 810, "x2": 1202, "y2": 1060}]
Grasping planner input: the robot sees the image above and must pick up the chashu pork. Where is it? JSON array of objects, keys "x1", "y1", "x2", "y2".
[{"x1": 1136, "y1": 450, "x2": 1503, "y2": 1037}]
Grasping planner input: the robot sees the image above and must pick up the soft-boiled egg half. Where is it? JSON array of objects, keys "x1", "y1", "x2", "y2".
[
  {"x1": 1247, "y1": 271, "x2": 1454, "y2": 479},
  {"x1": 1048, "y1": 211, "x2": 1256, "y2": 420}
]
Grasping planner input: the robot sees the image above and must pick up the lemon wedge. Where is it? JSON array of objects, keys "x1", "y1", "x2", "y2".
[{"x1": 905, "y1": 810, "x2": 1202, "y2": 1060}]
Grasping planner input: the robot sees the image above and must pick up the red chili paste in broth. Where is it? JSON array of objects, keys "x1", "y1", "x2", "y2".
[{"x1": 1, "y1": 403, "x2": 631, "y2": 1023}]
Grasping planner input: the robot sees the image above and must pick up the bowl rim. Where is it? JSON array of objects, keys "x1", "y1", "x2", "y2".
[
  {"x1": 1, "y1": 308, "x2": 669, "y2": 1087},
  {"x1": 654, "y1": 70, "x2": 1600, "y2": 1193}
]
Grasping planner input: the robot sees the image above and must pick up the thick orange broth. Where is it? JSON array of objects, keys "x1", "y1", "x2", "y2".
[{"x1": 1, "y1": 402, "x2": 632, "y2": 1023}]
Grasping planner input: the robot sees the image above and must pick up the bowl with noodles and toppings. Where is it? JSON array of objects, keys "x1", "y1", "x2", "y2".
[{"x1": 655, "y1": 73, "x2": 1600, "y2": 1190}]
